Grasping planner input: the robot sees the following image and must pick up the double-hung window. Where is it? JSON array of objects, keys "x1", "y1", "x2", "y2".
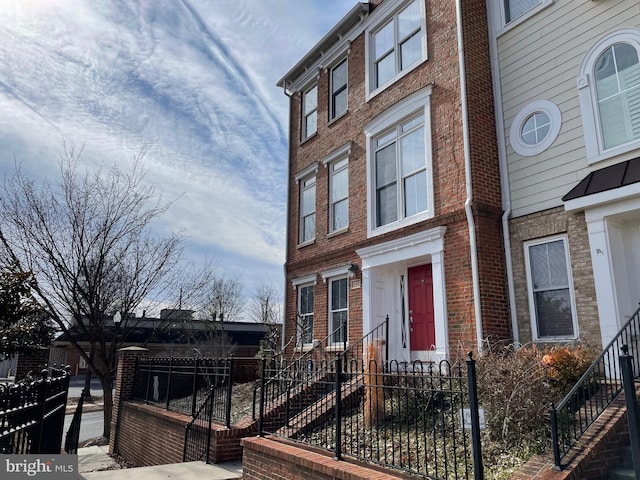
[
  {"x1": 298, "y1": 284, "x2": 314, "y2": 345},
  {"x1": 302, "y1": 85, "x2": 318, "y2": 140},
  {"x1": 300, "y1": 175, "x2": 316, "y2": 244},
  {"x1": 578, "y1": 29, "x2": 640, "y2": 162},
  {"x1": 525, "y1": 236, "x2": 577, "y2": 340},
  {"x1": 375, "y1": 114, "x2": 427, "y2": 228},
  {"x1": 330, "y1": 59, "x2": 348, "y2": 120},
  {"x1": 329, "y1": 276, "x2": 348, "y2": 345},
  {"x1": 367, "y1": 0, "x2": 426, "y2": 96},
  {"x1": 365, "y1": 86, "x2": 433, "y2": 237},
  {"x1": 329, "y1": 157, "x2": 349, "y2": 232}
]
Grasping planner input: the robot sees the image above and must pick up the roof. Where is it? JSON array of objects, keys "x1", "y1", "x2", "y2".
[
  {"x1": 562, "y1": 157, "x2": 640, "y2": 202},
  {"x1": 276, "y1": 3, "x2": 370, "y2": 89},
  {"x1": 53, "y1": 321, "x2": 278, "y2": 347}
]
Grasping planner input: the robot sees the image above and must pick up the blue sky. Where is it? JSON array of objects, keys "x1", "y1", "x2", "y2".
[{"x1": 0, "y1": 0, "x2": 355, "y2": 314}]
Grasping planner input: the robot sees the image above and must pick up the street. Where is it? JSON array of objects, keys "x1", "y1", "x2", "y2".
[{"x1": 63, "y1": 410, "x2": 104, "y2": 444}]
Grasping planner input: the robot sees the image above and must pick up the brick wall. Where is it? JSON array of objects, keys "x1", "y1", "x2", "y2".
[
  {"x1": 242, "y1": 436, "x2": 405, "y2": 480},
  {"x1": 509, "y1": 207, "x2": 600, "y2": 346},
  {"x1": 282, "y1": 0, "x2": 509, "y2": 359},
  {"x1": 15, "y1": 348, "x2": 50, "y2": 381}
]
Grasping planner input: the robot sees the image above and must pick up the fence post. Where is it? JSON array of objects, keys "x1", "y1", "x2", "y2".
[
  {"x1": 258, "y1": 356, "x2": 266, "y2": 436},
  {"x1": 334, "y1": 356, "x2": 342, "y2": 461},
  {"x1": 550, "y1": 405, "x2": 562, "y2": 470},
  {"x1": 225, "y1": 357, "x2": 234, "y2": 428},
  {"x1": 620, "y1": 345, "x2": 640, "y2": 479},
  {"x1": 165, "y1": 357, "x2": 173, "y2": 410},
  {"x1": 466, "y1": 353, "x2": 484, "y2": 480},
  {"x1": 191, "y1": 358, "x2": 200, "y2": 417}
]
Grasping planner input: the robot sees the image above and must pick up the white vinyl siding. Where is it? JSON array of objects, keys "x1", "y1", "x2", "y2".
[{"x1": 493, "y1": 0, "x2": 640, "y2": 217}]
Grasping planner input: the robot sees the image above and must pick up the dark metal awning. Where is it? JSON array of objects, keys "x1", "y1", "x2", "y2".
[{"x1": 562, "y1": 157, "x2": 640, "y2": 202}]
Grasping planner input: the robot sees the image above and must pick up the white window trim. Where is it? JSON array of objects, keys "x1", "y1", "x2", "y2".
[
  {"x1": 298, "y1": 172, "x2": 317, "y2": 246},
  {"x1": 297, "y1": 282, "x2": 315, "y2": 347},
  {"x1": 324, "y1": 144, "x2": 351, "y2": 234},
  {"x1": 364, "y1": 85, "x2": 434, "y2": 238},
  {"x1": 329, "y1": 58, "x2": 348, "y2": 122},
  {"x1": 524, "y1": 235, "x2": 578, "y2": 342},
  {"x1": 292, "y1": 273, "x2": 318, "y2": 289},
  {"x1": 302, "y1": 84, "x2": 318, "y2": 141},
  {"x1": 578, "y1": 28, "x2": 640, "y2": 164},
  {"x1": 364, "y1": 0, "x2": 428, "y2": 100},
  {"x1": 509, "y1": 100, "x2": 561, "y2": 156},
  {"x1": 327, "y1": 274, "x2": 349, "y2": 346},
  {"x1": 494, "y1": 0, "x2": 553, "y2": 37}
]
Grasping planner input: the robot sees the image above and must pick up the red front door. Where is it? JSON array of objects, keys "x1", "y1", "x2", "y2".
[{"x1": 408, "y1": 264, "x2": 435, "y2": 351}]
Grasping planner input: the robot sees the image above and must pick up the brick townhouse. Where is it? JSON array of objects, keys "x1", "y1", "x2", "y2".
[{"x1": 278, "y1": 0, "x2": 510, "y2": 363}]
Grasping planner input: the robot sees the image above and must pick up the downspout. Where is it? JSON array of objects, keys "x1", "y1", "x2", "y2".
[
  {"x1": 455, "y1": 0, "x2": 484, "y2": 354},
  {"x1": 281, "y1": 85, "x2": 294, "y2": 355},
  {"x1": 485, "y1": 5, "x2": 519, "y2": 346}
]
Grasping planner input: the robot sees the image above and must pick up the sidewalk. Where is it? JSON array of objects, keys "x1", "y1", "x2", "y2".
[{"x1": 77, "y1": 446, "x2": 242, "y2": 480}]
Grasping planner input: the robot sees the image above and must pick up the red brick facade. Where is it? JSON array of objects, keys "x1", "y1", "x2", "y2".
[{"x1": 282, "y1": 0, "x2": 509, "y2": 360}]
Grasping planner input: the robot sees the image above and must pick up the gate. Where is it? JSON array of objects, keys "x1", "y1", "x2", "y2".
[{"x1": 0, "y1": 367, "x2": 71, "y2": 454}]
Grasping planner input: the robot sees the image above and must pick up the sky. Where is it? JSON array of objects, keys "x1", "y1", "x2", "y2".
[{"x1": 0, "y1": 0, "x2": 355, "y2": 316}]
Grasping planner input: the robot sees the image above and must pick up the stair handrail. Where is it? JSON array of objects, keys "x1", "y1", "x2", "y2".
[{"x1": 550, "y1": 303, "x2": 640, "y2": 468}]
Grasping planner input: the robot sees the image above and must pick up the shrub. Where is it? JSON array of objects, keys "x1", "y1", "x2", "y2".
[{"x1": 475, "y1": 342, "x2": 596, "y2": 479}]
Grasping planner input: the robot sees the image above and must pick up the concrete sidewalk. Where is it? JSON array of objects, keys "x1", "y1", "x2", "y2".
[{"x1": 77, "y1": 445, "x2": 242, "y2": 480}]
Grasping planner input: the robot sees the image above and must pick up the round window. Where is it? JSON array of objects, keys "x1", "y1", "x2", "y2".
[{"x1": 510, "y1": 100, "x2": 561, "y2": 156}]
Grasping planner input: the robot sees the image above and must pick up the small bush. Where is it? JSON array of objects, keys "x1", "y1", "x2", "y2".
[{"x1": 476, "y1": 342, "x2": 596, "y2": 479}]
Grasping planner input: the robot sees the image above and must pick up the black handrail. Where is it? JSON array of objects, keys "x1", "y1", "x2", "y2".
[{"x1": 550, "y1": 303, "x2": 640, "y2": 468}]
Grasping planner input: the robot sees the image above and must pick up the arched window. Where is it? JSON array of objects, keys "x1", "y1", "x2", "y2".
[{"x1": 578, "y1": 29, "x2": 640, "y2": 163}]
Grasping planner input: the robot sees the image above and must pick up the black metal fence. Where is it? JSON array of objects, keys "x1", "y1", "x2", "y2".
[
  {"x1": 0, "y1": 367, "x2": 71, "y2": 454},
  {"x1": 550, "y1": 304, "x2": 640, "y2": 469},
  {"x1": 257, "y1": 354, "x2": 483, "y2": 480},
  {"x1": 132, "y1": 356, "x2": 233, "y2": 424}
]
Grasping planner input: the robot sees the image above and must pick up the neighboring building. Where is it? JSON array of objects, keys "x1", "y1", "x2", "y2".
[
  {"x1": 279, "y1": 0, "x2": 510, "y2": 363},
  {"x1": 51, "y1": 309, "x2": 278, "y2": 375},
  {"x1": 487, "y1": 0, "x2": 640, "y2": 348}
]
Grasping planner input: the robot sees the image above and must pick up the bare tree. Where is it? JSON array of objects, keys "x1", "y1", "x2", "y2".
[
  {"x1": 198, "y1": 276, "x2": 244, "y2": 323},
  {"x1": 0, "y1": 149, "x2": 207, "y2": 438},
  {"x1": 248, "y1": 283, "x2": 282, "y2": 358}
]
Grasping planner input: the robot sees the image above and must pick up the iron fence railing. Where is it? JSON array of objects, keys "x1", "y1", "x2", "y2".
[
  {"x1": 551, "y1": 304, "x2": 640, "y2": 468},
  {"x1": 183, "y1": 386, "x2": 214, "y2": 463},
  {"x1": 0, "y1": 366, "x2": 70, "y2": 454},
  {"x1": 257, "y1": 354, "x2": 482, "y2": 480},
  {"x1": 132, "y1": 356, "x2": 233, "y2": 424},
  {"x1": 254, "y1": 316, "x2": 390, "y2": 420}
]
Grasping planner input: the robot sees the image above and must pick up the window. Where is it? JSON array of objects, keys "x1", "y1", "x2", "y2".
[
  {"x1": 329, "y1": 157, "x2": 349, "y2": 232},
  {"x1": 302, "y1": 85, "x2": 318, "y2": 139},
  {"x1": 578, "y1": 29, "x2": 640, "y2": 163},
  {"x1": 365, "y1": 86, "x2": 433, "y2": 237},
  {"x1": 375, "y1": 114, "x2": 426, "y2": 227},
  {"x1": 504, "y1": 0, "x2": 541, "y2": 23},
  {"x1": 329, "y1": 277, "x2": 348, "y2": 345},
  {"x1": 367, "y1": 0, "x2": 426, "y2": 96},
  {"x1": 330, "y1": 59, "x2": 347, "y2": 120},
  {"x1": 300, "y1": 175, "x2": 316, "y2": 244},
  {"x1": 525, "y1": 237, "x2": 577, "y2": 340},
  {"x1": 509, "y1": 100, "x2": 561, "y2": 156},
  {"x1": 298, "y1": 284, "x2": 314, "y2": 345}
]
